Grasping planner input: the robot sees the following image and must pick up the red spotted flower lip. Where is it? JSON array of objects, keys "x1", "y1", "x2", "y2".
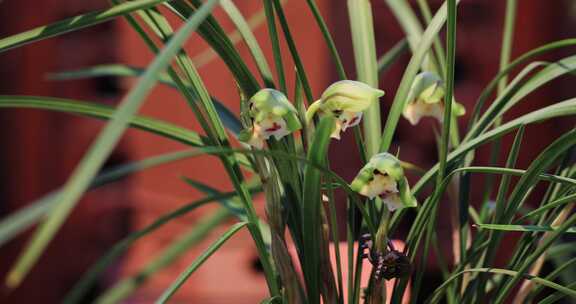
[
  {"x1": 378, "y1": 190, "x2": 395, "y2": 199},
  {"x1": 265, "y1": 122, "x2": 282, "y2": 132},
  {"x1": 349, "y1": 116, "x2": 360, "y2": 126}
]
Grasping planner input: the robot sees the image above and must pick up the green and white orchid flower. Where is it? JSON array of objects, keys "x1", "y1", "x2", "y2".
[
  {"x1": 350, "y1": 153, "x2": 417, "y2": 211},
  {"x1": 403, "y1": 71, "x2": 465, "y2": 125},
  {"x1": 306, "y1": 80, "x2": 384, "y2": 139},
  {"x1": 239, "y1": 88, "x2": 301, "y2": 149}
]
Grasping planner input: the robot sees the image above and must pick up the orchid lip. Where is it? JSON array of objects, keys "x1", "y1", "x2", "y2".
[
  {"x1": 265, "y1": 122, "x2": 282, "y2": 132},
  {"x1": 349, "y1": 116, "x2": 360, "y2": 125},
  {"x1": 378, "y1": 189, "x2": 396, "y2": 199}
]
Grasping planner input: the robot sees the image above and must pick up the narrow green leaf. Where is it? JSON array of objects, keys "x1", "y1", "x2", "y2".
[
  {"x1": 262, "y1": 0, "x2": 286, "y2": 92},
  {"x1": 133, "y1": 6, "x2": 239, "y2": 142},
  {"x1": 494, "y1": 214, "x2": 576, "y2": 303},
  {"x1": 520, "y1": 193, "x2": 576, "y2": 220},
  {"x1": 49, "y1": 65, "x2": 243, "y2": 136},
  {"x1": 458, "y1": 172, "x2": 471, "y2": 266},
  {"x1": 435, "y1": 0, "x2": 457, "y2": 187},
  {"x1": 384, "y1": 0, "x2": 442, "y2": 74},
  {"x1": 0, "y1": 95, "x2": 205, "y2": 146},
  {"x1": 0, "y1": 198, "x2": 55, "y2": 249},
  {"x1": 413, "y1": 99, "x2": 576, "y2": 195},
  {"x1": 502, "y1": 129, "x2": 576, "y2": 221},
  {"x1": 166, "y1": 0, "x2": 260, "y2": 96},
  {"x1": 302, "y1": 116, "x2": 335, "y2": 304},
  {"x1": 5, "y1": 0, "x2": 221, "y2": 288},
  {"x1": 191, "y1": 1, "x2": 271, "y2": 69},
  {"x1": 348, "y1": 0, "x2": 380, "y2": 156},
  {"x1": 426, "y1": 267, "x2": 576, "y2": 304},
  {"x1": 377, "y1": 39, "x2": 409, "y2": 74},
  {"x1": 272, "y1": 0, "x2": 314, "y2": 103},
  {"x1": 305, "y1": 0, "x2": 347, "y2": 79},
  {"x1": 93, "y1": 210, "x2": 231, "y2": 304},
  {"x1": 0, "y1": 95, "x2": 253, "y2": 171},
  {"x1": 380, "y1": 0, "x2": 461, "y2": 152},
  {"x1": 385, "y1": 0, "x2": 424, "y2": 52},
  {"x1": 182, "y1": 178, "x2": 248, "y2": 220},
  {"x1": 0, "y1": 0, "x2": 168, "y2": 53},
  {"x1": 0, "y1": 150, "x2": 204, "y2": 249},
  {"x1": 495, "y1": 126, "x2": 525, "y2": 219},
  {"x1": 220, "y1": 0, "x2": 274, "y2": 87},
  {"x1": 538, "y1": 282, "x2": 576, "y2": 304},
  {"x1": 497, "y1": 0, "x2": 517, "y2": 94},
  {"x1": 403, "y1": 162, "x2": 576, "y2": 283},
  {"x1": 415, "y1": 0, "x2": 447, "y2": 73},
  {"x1": 162, "y1": 2, "x2": 280, "y2": 296},
  {"x1": 155, "y1": 222, "x2": 248, "y2": 304},
  {"x1": 64, "y1": 196, "x2": 236, "y2": 304},
  {"x1": 181, "y1": 178, "x2": 272, "y2": 248},
  {"x1": 474, "y1": 224, "x2": 576, "y2": 234},
  {"x1": 110, "y1": 2, "x2": 218, "y2": 146},
  {"x1": 325, "y1": 175, "x2": 344, "y2": 304},
  {"x1": 467, "y1": 55, "x2": 576, "y2": 142},
  {"x1": 6, "y1": 143, "x2": 365, "y2": 299},
  {"x1": 529, "y1": 257, "x2": 576, "y2": 302},
  {"x1": 468, "y1": 38, "x2": 576, "y2": 127}
]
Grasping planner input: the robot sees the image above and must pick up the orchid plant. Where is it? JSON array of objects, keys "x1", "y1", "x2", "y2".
[{"x1": 0, "y1": 1, "x2": 575, "y2": 304}]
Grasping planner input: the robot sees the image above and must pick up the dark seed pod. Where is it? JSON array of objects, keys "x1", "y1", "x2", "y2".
[
  {"x1": 359, "y1": 233, "x2": 412, "y2": 281},
  {"x1": 378, "y1": 250, "x2": 411, "y2": 280}
]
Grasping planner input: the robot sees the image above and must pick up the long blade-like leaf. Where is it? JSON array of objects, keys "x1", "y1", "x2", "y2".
[
  {"x1": 474, "y1": 224, "x2": 576, "y2": 234},
  {"x1": 65, "y1": 200, "x2": 235, "y2": 304},
  {"x1": 348, "y1": 0, "x2": 380, "y2": 156},
  {"x1": 0, "y1": 0, "x2": 168, "y2": 53},
  {"x1": 413, "y1": 99, "x2": 576, "y2": 194},
  {"x1": 5, "y1": 0, "x2": 221, "y2": 288},
  {"x1": 380, "y1": 0, "x2": 461, "y2": 152},
  {"x1": 426, "y1": 268, "x2": 576, "y2": 303},
  {"x1": 49, "y1": 65, "x2": 243, "y2": 136},
  {"x1": 0, "y1": 150, "x2": 203, "y2": 249},
  {"x1": 155, "y1": 221, "x2": 248, "y2": 303},
  {"x1": 220, "y1": 0, "x2": 274, "y2": 87},
  {"x1": 302, "y1": 116, "x2": 335, "y2": 304},
  {"x1": 0, "y1": 95, "x2": 205, "y2": 146}
]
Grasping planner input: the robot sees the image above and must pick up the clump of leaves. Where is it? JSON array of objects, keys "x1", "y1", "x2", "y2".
[{"x1": 0, "y1": 0, "x2": 575, "y2": 304}]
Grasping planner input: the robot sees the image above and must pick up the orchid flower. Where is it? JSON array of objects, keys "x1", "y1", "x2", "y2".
[
  {"x1": 306, "y1": 80, "x2": 384, "y2": 139},
  {"x1": 239, "y1": 89, "x2": 301, "y2": 149},
  {"x1": 350, "y1": 153, "x2": 417, "y2": 211},
  {"x1": 403, "y1": 71, "x2": 465, "y2": 125}
]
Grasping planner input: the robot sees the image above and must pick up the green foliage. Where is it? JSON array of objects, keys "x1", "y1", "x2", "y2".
[{"x1": 0, "y1": 0, "x2": 574, "y2": 303}]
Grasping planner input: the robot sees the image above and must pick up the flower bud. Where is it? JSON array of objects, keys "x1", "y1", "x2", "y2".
[
  {"x1": 350, "y1": 153, "x2": 417, "y2": 211},
  {"x1": 239, "y1": 89, "x2": 301, "y2": 148},
  {"x1": 403, "y1": 71, "x2": 465, "y2": 125},
  {"x1": 306, "y1": 80, "x2": 384, "y2": 139}
]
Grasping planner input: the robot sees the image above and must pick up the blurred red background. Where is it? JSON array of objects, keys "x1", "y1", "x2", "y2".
[{"x1": 0, "y1": 0, "x2": 575, "y2": 303}]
